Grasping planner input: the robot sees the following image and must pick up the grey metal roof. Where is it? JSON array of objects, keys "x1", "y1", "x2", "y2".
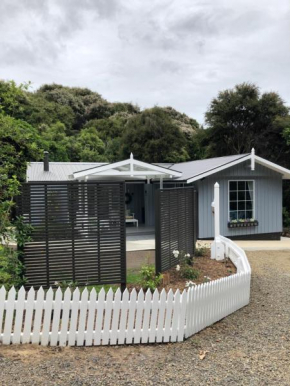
[
  {"x1": 27, "y1": 154, "x2": 249, "y2": 182},
  {"x1": 155, "y1": 154, "x2": 250, "y2": 181},
  {"x1": 26, "y1": 162, "x2": 107, "y2": 181}
]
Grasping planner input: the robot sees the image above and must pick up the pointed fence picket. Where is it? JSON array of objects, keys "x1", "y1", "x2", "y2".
[{"x1": 0, "y1": 237, "x2": 251, "y2": 347}]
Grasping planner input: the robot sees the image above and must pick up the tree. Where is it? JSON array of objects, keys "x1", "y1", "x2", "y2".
[
  {"x1": 0, "y1": 113, "x2": 43, "y2": 179},
  {"x1": 74, "y1": 127, "x2": 107, "y2": 162},
  {"x1": 205, "y1": 83, "x2": 290, "y2": 167},
  {"x1": 121, "y1": 107, "x2": 190, "y2": 163}
]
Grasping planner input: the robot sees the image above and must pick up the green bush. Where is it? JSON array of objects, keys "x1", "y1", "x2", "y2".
[
  {"x1": 0, "y1": 245, "x2": 26, "y2": 289},
  {"x1": 180, "y1": 264, "x2": 200, "y2": 280},
  {"x1": 140, "y1": 264, "x2": 163, "y2": 292}
]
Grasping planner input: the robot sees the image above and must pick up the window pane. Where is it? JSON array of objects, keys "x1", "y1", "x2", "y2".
[
  {"x1": 246, "y1": 211, "x2": 253, "y2": 219},
  {"x1": 238, "y1": 211, "x2": 246, "y2": 219},
  {"x1": 246, "y1": 191, "x2": 254, "y2": 200},
  {"x1": 230, "y1": 201, "x2": 237, "y2": 210},
  {"x1": 246, "y1": 181, "x2": 253, "y2": 191},
  {"x1": 238, "y1": 181, "x2": 245, "y2": 190},
  {"x1": 229, "y1": 180, "x2": 255, "y2": 222},
  {"x1": 246, "y1": 201, "x2": 253, "y2": 210},
  {"x1": 238, "y1": 191, "x2": 246, "y2": 201},
  {"x1": 238, "y1": 201, "x2": 245, "y2": 210},
  {"x1": 229, "y1": 181, "x2": 237, "y2": 191},
  {"x1": 230, "y1": 211, "x2": 238, "y2": 220},
  {"x1": 230, "y1": 191, "x2": 237, "y2": 201}
]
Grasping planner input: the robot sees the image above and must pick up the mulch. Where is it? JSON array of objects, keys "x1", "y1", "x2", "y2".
[{"x1": 127, "y1": 250, "x2": 236, "y2": 292}]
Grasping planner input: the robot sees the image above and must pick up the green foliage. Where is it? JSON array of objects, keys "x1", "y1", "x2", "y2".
[
  {"x1": 0, "y1": 245, "x2": 26, "y2": 289},
  {"x1": 205, "y1": 83, "x2": 290, "y2": 168},
  {"x1": 122, "y1": 107, "x2": 190, "y2": 163},
  {"x1": 180, "y1": 265, "x2": 200, "y2": 280},
  {"x1": 74, "y1": 127, "x2": 107, "y2": 162},
  {"x1": 194, "y1": 242, "x2": 208, "y2": 257},
  {"x1": 140, "y1": 264, "x2": 163, "y2": 292}
]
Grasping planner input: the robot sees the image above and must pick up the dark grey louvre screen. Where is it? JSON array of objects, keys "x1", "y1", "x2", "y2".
[
  {"x1": 18, "y1": 181, "x2": 126, "y2": 288},
  {"x1": 155, "y1": 187, "x2": 197, "y2": 273}
]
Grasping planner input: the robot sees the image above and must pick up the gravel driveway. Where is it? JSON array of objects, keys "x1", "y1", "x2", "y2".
[{"x1": 1, "y1": 250, "x2": 290, "y2": 386}]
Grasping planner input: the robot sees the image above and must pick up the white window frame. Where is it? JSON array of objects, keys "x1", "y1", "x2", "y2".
[{"x1": 228, "y1": 180, "x2": 255, "y2": 221}]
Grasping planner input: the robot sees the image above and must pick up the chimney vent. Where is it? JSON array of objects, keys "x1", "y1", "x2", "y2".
[{"x1": 44, "y1": 151, "x2": 49, "y2": 172}]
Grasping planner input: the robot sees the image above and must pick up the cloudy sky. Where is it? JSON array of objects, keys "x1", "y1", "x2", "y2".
[{"x1": 0, "y1": 0, "x2": 289, "y2": 123}]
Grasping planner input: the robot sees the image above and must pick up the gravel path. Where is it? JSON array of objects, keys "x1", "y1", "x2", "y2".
[{"x1": 1, "y1": 250, "x2": 290, "y2": 386}]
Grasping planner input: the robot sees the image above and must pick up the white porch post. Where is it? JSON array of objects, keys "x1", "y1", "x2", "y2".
[
  {"x1": 211, "y1": 182, "x2": 225, "y2": 261},
  {"x1": 160, "y1": 176, "x2": 163, "y2": 189}
]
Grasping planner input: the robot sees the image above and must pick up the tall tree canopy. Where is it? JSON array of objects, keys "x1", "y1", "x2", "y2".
[
  {"x1": 205, "y1": 83, "x2": 290, "y2": 168},
  {"x1": 121, "y1": 107, "x2": 191, "y2": 163}
]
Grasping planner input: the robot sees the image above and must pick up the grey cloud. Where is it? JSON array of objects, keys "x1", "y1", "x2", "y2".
[
  {"x1": 0, "y1": 0, "x2": 289, "y2": 123},
  {"x1": 0, "y1": 0, "x2": 120, "y2": 66}
]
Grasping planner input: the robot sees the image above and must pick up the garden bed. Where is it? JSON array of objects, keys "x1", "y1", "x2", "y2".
[{"x1": 126, "y1": 249, "x2": 236, "y2": 292}]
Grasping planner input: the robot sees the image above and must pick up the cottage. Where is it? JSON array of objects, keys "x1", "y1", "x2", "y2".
[{"x1": 27, "y1": 149, "x2": 290, "y2": 240}]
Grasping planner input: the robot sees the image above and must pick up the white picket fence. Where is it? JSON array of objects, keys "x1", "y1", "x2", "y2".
[{"x1": 0, "y1": 237, "x2": 251, "y2": 346}]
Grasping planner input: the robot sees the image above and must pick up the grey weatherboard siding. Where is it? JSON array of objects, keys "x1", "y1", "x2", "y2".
[{"x1": 197, "y1": 161, "x2": 283, "y2": 239}]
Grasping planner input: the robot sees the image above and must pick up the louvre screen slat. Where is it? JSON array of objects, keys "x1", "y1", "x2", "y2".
[
  {"x1": 18, "y1": 181, "x2": 126, "y2": 288},
  {"x1": 155, "y1": 187, "x2": 197, "y2": 273}
]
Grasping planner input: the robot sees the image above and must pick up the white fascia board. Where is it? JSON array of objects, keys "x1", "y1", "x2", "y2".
[
  {"x1": 255, "y1": 155, "x2": 290, "y2": 179},
  {"x1": 90, "y1": 171, "x2": 173, "y2": 176},
  {"x1": 186, "y1": 155, "x2": 252, "y2": 183},
  {"x1": 73, "y1": 158, "x2": 182, "y2": 179}
]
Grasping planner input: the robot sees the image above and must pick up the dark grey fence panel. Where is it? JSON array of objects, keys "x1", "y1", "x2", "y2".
[
  {"x1": 155, "y1": 187, "x2": 197, "y2": 273},
  {"x1": 18, "y1": 181, "x2": 126, "y2": 288}
]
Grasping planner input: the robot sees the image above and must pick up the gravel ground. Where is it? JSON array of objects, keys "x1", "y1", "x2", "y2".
[{"x1": 1, "y1": 250, "x2": 290, "y2": 386}]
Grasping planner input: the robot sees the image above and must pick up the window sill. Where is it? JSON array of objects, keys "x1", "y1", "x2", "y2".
[{"x1": 228, "y1": 221, "x2": 259, "y2": 228}]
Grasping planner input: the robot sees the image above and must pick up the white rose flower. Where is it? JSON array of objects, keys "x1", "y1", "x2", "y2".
[
  {"x1": 172, "y1": 250, "x2": 180, "y2": 258},
  {"x1": 176, "y1": 264, "x2": 180, "y2": 271}
]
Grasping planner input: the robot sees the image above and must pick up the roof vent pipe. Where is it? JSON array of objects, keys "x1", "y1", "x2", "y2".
[{"x1": 44, "y1": 151, "x2": 49, "y2": 172}]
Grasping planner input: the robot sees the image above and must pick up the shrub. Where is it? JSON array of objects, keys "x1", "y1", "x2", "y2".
[
  {"x1": 140, "y1": 264, "x2": 163, "y2": 292},
  {"x1": 180, "y1": 264, "x2": 200, "y2": 280},
  {"x1": 194, "y1": 242, "x2": 208, "y2": 257},
  {"x1": 0, "y1": 245, "x2": 26, "y2": 289}
]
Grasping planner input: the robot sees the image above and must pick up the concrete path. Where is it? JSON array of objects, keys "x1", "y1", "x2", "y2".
[
  {"x1": 126, "y1": 235, "x2": 155, "y2": 251},
  {"x1": 198, "y1": 236, "x2": 290, "y2": 251}
]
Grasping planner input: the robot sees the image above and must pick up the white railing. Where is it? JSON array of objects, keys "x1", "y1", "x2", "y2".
[{"x1": 0, "y1": 237, "x2": 251, "y2": 346}]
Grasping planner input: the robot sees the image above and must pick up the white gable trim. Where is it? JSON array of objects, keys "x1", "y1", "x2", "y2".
[
  {"x1": 186, "y1": 155, "x2": 251, "y2": 183},
  {"x1": 70, "y1": 154, "x2": 182, "y2": 180},
  {"x1": 254, "y1": 155, "x2": 290, "y2": 179},
  {"x1": 186, "y1": 154, "x2": 290, "y2": 183}
]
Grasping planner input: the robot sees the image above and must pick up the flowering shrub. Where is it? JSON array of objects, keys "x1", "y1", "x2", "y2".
[
  {"x1": 173, "y1": 250, "x2": 200, "y2": 280},
  {"x1": 194, "y1": 242, "x2": 209, "y2": 257}
]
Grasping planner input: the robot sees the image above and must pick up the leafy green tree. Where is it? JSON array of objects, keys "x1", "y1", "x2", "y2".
[
  {"x1": 0, "y1": 113, "x2": 43, "y2": 179},
  {"x1": 40, "y1": 122, "x2": 71, "y2": 161},
  {"x1": 205, "y1": 83, "x2": 290, "y2": 167},
  {"x1": 121, "y1": 107, "x2": 190, "y2": 163},
  {"x1": 0, "y1": 80, "x2": 30, "y2": 119},
  {"x1": 74, "y1": 127, "x2": 107, "y2": 162}
]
